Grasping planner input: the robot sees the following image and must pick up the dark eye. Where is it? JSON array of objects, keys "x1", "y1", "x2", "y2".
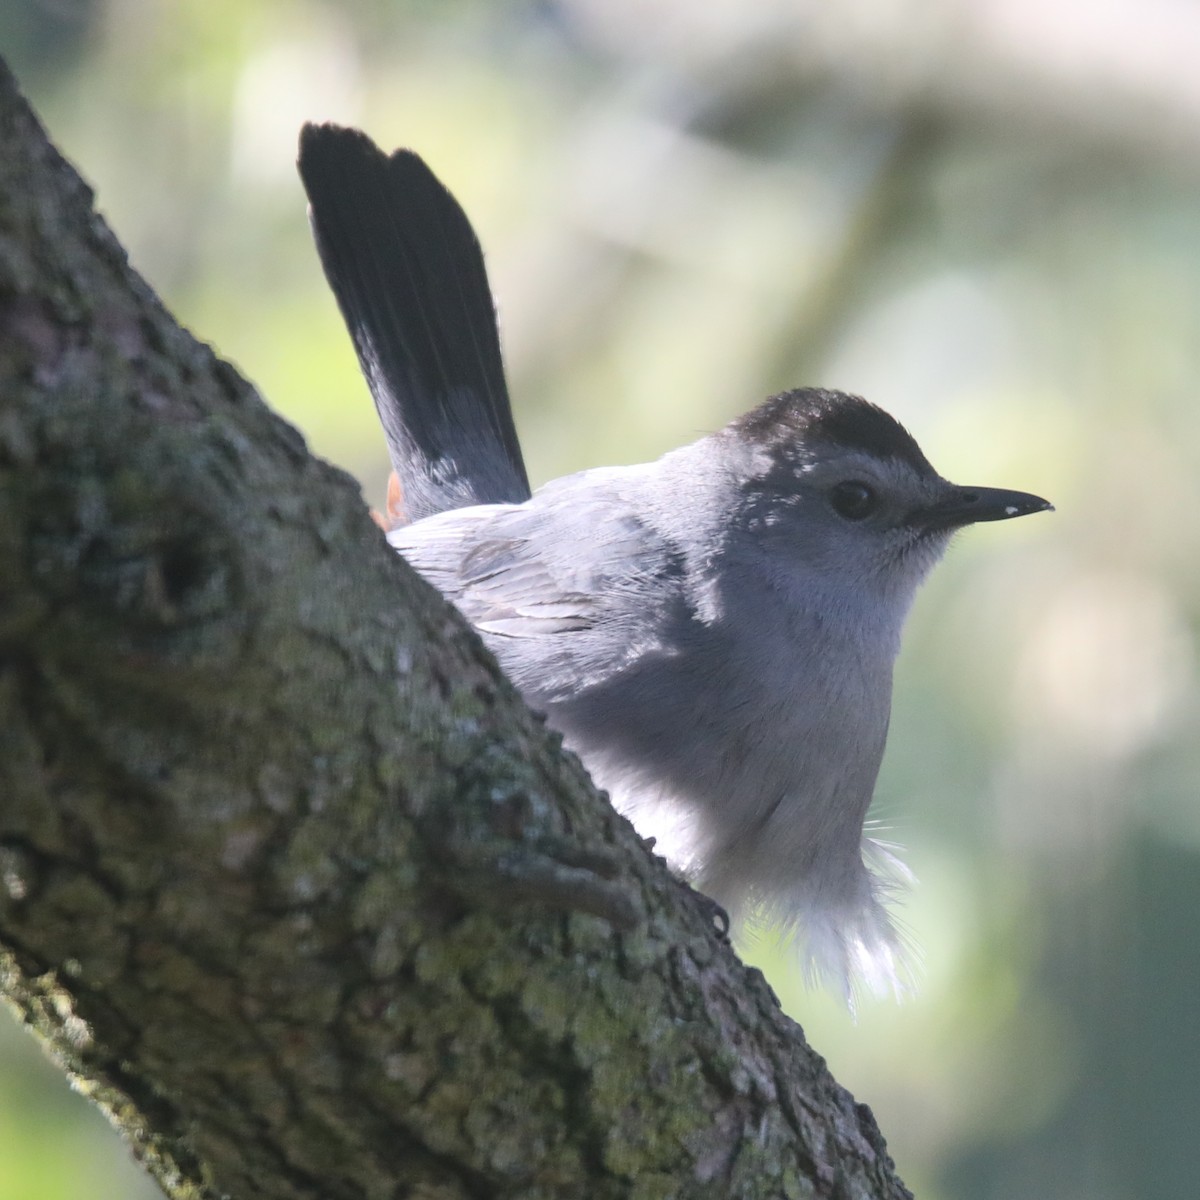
[{"x1": 829, "y1": 481, "x2": 879, "y2": 520}]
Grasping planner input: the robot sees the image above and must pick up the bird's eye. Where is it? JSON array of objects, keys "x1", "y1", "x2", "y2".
[{"x1": 829, "y1": 481, "x2": 879, "y2": 520}]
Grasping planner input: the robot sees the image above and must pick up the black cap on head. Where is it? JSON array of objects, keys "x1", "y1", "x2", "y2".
[{"x1": 731, "y1": 388, "x2": 936, "y2": 478}]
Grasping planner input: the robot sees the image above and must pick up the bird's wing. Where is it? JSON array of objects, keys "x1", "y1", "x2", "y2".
[{"x1": 390, "y1": 469, "x2": 687, "y2": 701}]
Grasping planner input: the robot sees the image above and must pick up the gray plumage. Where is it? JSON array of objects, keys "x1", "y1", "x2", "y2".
[{"x1": 299, "y1": 125, "x2": 1053, "y2": 999}]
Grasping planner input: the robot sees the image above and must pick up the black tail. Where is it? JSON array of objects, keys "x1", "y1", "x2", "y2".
[{"x1": 298, "y1": 123, "x2": 531, "y2": 523}]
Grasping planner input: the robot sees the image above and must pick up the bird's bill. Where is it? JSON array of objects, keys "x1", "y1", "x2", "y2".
[{"x1": 917, "y1": 485, "x2": 1054, "y2": 531}]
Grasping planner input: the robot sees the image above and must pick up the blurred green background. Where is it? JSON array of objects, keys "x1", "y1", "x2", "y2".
[{"x1": 4, "y1": 1, "x2": 1200, "y2": 1197}]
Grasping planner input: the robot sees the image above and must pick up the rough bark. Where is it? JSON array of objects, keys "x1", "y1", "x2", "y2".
[{"x1": 0, "y1": 56, "x2": 909, "y2": 1200}]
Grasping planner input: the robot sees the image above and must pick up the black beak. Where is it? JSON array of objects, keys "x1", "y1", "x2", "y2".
[{"x1": 917, "y1": 485, "x2": 1054, "y2": 532}]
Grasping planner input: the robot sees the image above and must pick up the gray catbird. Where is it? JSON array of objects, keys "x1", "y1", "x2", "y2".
[{"x1": 298, "y1": 123, "x2": 1052, "y2": 998}]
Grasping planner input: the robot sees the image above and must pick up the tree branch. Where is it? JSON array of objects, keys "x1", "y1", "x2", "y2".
[{"x1": 0, "y1": 56, "x2": 908, "y2": 1200}]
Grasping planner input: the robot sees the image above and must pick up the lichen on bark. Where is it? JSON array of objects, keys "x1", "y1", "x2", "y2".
[{"x1": 0, "y1": 55, "x2": 909, "y2": 1200}]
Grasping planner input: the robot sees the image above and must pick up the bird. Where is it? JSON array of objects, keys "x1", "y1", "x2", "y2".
[{"x1": 297, "y1": 123, "x2": 1052, "y2": 1000}]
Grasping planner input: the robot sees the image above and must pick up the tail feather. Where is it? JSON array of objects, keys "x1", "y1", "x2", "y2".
[{"x1": 298, "y1": 122, "x2": 531, "y2": 522}]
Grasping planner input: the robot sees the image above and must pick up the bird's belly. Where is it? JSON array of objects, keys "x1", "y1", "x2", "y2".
[{"x1": 543, "y1": 647, "x2": 892, "y2": 894}]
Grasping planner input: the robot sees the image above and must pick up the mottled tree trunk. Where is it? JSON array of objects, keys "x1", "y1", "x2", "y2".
[{"x1": 0, "y1": 57, "x2": 908, "y2": 1200}]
